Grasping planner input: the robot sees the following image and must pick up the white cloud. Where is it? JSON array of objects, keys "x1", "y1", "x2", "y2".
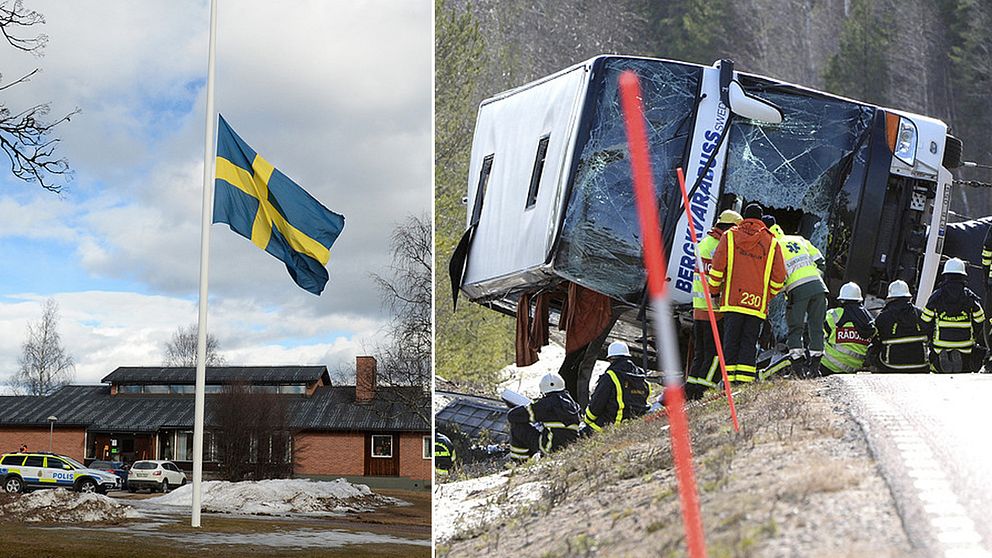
[{"x1": 0, "y1": 292, "x2": 383, "y2": 389}]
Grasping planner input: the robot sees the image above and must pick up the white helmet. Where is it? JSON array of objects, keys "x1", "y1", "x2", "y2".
[
  {"x1": 539, "y1": 372, "x2": 566, "y2": 395},
  {"x1": 942, "y1": 257, "x2": 967, "y2": 276},
  {"x1": 606, "y1": 341, "x2": 630, "y2": 358},
  {"x1": 886, "y1": 280, "x2": 912, "y2": 299},
  {"x1": 837, "y1": 282, "x2": 863, "y2": 302}
]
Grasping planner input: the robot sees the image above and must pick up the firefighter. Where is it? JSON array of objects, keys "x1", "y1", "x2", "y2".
[
  {"x1": 761, "y1": 224, "x2": 828, "y2": 379},
  {"x1": 921, "y1": 257, "x2": 987, "y2": 373},
  {"x1": 434, "y1": 431, "x2": 456, "y2": 477},
  {"x1": 983, "y1": 225, "x2": 992, "y2": 348},
  {"x1": 708, "y1": 203, "x2": 787, "y2": 383},
  {"x1": 821, "y1": 282, "x2": 876, "y2": 375},
  {"x1": 685, "y1": 209, "x2": 742, "y2": 399},
  {"x1": 584, "y1": 341, "x2": 650, "y2": 431},
  {"x1": 508, "y1": 372, "x2": 582, "y2": 462},
  {"x1": 867, "y1": 280, "x2": 929, "y2": 373}
]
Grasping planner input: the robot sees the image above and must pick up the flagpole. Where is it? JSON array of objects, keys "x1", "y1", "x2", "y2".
[{"x1": 192, "y1": 0, "x2": 218, "y2": 529}]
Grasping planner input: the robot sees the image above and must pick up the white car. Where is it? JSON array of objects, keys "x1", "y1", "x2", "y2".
[{"x1": 127, "y1": 460, "x2": 187, "y2": 493}]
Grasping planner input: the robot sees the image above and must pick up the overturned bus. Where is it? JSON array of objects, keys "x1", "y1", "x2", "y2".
[{"x1": 449, "y1": 55, "x2": 962, "y2": 375}]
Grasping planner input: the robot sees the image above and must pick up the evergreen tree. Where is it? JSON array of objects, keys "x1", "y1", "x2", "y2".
[
  {"x1": 823, "y1": 0, "x2": 892, "y2": 105},
  {"x1": 435, "y1": 0, "x2": 513, "y2": 388}
]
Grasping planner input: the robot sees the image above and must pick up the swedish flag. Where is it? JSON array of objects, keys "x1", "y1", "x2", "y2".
[{"x1": 213, "y1": 115, "x2": 345, "y2": 295}]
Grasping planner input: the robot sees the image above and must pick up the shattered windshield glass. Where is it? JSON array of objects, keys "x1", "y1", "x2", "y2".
[
  {"x1": 555, "y1": 58, "x2": 701, "y2": 302},
  {"x1": 725, "y1": 82, "x2": 874, "y2": 336},
  {"x1": 724, "y1": 81, "x2": 874, "y2": 248}
]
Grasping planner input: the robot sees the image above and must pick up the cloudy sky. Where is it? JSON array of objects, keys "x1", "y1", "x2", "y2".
[{"x1": 0, "y1": 0, "x2": 432, "y2": 388}]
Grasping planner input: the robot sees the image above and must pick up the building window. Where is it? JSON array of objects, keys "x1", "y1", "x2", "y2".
[
  {"x1": 174, "y1": 431, "x2": 194, "y2": 461},
  {"x1": 118, "y1": 385, "x2": 141, "y2": 394},
  {"x1": 170, "y1": 385, "x2": 195, "y2": 394},
  {"x1": 371, "y1": 435, "x2": 393, "y2": 458},
  {"x1": 525, "y1": 135, "x2": 550, "y2": 209},
  {"x1": 142, "y1": 385, "x2": 170, "y2": 395},
  {"x1": 278, "y1": 384, "x2": 307, "y2": 394},
  {"x1": 422, "y1": 436, "x2": 431, "y2": 459},
  {"x1": 470, "y1": 154, "x2": 494, "y2": 226}
]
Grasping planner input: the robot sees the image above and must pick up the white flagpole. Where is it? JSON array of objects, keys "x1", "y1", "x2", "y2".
[{"x1": 192, "y1": 0, "x2": 218, "y2": 529}]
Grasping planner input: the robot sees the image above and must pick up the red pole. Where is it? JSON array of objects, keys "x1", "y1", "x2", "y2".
[
  {"x1": 675, "y1": 167, "x2": 740, "y2": 432},
  {"x1": 619, "y1": 70, "x2": 707, "y2": 558}
]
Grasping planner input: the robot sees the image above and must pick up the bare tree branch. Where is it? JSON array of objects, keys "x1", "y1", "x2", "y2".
[
  {"x1": 0, "y1": 0, "x2": 76, "y2": 193},
  {"x1": 163, "y1": 323, "x2": 225, "y2": 367},
  {"x1": 11, "y1": 298, "x2": 75, "y2": 395},
  {"x1": 368, "y1": 213, "x2": 432, "y2": 425}
]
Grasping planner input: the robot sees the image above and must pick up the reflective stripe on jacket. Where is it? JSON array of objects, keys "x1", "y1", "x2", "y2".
[
  {"x1": 692, "y1": 230, "x2": 723, "y2": 318},
  {"x1": 708, "y1": 219, "x2": 787, "y2": 320},
  {"x1": 921, "y1": 278, "x2": 985, "y2": 353},
  {"x1": 872, "y1": 298, "x2": 928, "y2": 371},
  {"x1": 779, "y1": 235, "x2": 826, "y2": 293},
  {"x1": 584, "y1": 358, "x2": 649, "y2": 431},
  {"x1": 823, "y1": 306, "x2": 874, "y2": 374}
]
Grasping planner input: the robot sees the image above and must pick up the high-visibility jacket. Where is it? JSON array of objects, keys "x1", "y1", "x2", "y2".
[
  {"x1": 584, "y1": 358, "x2": 649, "y2": 432},
  {"x1": 778, "y1": 234, "x2": 827, "y2": 293},
  {"x1": 984, "y1": 226, "x2": 992, "y2": 281},
  {"x1": 692, "y1": 229, "x2": 723, "y2": 320},
  {"x1": 871, "y1": 298, "x2": 928, "y2": 372},
  {"x1": 921, "y1": 277, "x2": 986, "y2": 354},
  {"x1": 822, "y1": 305, "x2": 876, "y2": 374},
  {"x1": 708, "y1": 219, "x2": 787, "y2": 320},
  {"x1": 508, "y1": 390, "x2": 582, "y2": 454},
  {"x1": 434, "y1": 432, "x2": 455, "y2": 474}
]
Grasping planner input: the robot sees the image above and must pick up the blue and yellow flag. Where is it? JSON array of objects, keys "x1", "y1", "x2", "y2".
[{"x1": 213, "y1": 115, "x2": 345, "y2": 295}]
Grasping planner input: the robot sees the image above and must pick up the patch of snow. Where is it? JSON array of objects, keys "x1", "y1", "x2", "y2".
[
  {"x1": 0, "y1": 488, "x2": 141, "y2": 523},
  {"x1": 434, "y1": 471, "x2": 547, "y2": 542},
  {"x1": 498, "y1": 342, "x2": 610, "y2": 400},
  {"x1": 147, "y1": 478, "x2": 400, "y2": 516}
]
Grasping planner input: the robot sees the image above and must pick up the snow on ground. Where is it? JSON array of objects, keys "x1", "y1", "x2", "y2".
[
  {"x1": 498, "y1": 342, "x2": 610, "y2": 400},
  {"x1": 148, "y1": 478, "x2": 401, "y2": 516},
  {"x1": 434, "y1": 471, "x2": 547, "y2": 543},
  {"x1": 0, "y1": 489, "x2": 141, "y2": 523}
]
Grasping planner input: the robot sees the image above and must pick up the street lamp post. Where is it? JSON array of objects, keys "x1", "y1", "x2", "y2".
[{"x1": 47, "y1": 416, "x2": 57, "y2": 452}]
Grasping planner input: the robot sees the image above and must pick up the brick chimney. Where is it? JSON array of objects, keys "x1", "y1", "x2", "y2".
[{"x1": 355, "y1": 356, "x2": 377, "y2": 403}]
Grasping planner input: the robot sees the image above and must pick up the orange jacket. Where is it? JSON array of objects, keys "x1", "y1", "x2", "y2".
[{"x1": 707, "y1": 218, "x2": 786, "y2": 319}]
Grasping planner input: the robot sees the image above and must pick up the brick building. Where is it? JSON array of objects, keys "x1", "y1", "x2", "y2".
[{"x1": 0, "y1": 357, "x2": 430, "y2": 485}]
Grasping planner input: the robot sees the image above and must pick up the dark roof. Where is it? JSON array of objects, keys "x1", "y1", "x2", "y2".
[
  {"x1": 0, "y1": 384, "x2": 428, "y2": 433},
  {"x1": 101, "y1": 366, "x2": 330, "y2": 385}
]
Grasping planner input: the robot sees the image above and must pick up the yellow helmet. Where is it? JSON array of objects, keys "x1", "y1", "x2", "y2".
[{"x1": 717, "y1": 210, "x2": 743, "y2": 225}]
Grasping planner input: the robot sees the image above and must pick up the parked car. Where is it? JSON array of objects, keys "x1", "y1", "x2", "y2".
[
  {"x1": 127, "y1": 460, "x2": 186, "y2": 493},
  {"x1": 88, "y1": 460, "x2": 129, "y2": 488},
  {"x1": 0, "y1": 452, "x2": 120, "y2": 494}
]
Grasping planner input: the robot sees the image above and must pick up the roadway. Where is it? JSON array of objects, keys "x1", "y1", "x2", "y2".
[{"x1": 834, "y1": 373, "x2": 992, "y2": 558}]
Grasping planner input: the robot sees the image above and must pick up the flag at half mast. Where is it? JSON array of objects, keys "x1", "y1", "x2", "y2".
[{"x1": 213, "y1": 115, "x2": 345, "y2": 295}]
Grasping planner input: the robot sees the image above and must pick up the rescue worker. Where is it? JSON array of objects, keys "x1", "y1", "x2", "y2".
[
  {"x1": 584, "y1": 341, "x2": 650, "y2": 431},
  {"x1": 921, "y1": 257, "x2": 987, "y2": 373},
  {"x1": 508, "y1": 372, "x2": 582, "y2": 462},
  {"x1": 434, "y1": 431, "x2": 456, "y2": 477},
  {"x1": 762, "y1": 224, "x2": 828, "y2": 379},
  {"x1": 983, "y1": 225, "x2": 992, "y2": 347},
  {"x1": 708, "y1": 203, "x2": 787, "y2": 383},
  {"x1": 685, "y1": 209, "x2": 742, "y2": 399},
  {"x1": 821, "y1": 282, "x2": 876, "y2": 375},
  {"x1": 868, "y1": 280, "x2": 929, "y2": 373}
]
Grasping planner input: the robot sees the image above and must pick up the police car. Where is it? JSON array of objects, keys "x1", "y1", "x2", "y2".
[{"x1": 0, "y1": 452, "x2": 120, "y2": 494}]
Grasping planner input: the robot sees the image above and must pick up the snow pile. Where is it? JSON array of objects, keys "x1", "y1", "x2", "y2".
[
  {"x1": 498, "y1": 342, "x2": 610, "y2": 399},
  {"x1": 149, "y1": 478, "x2": 399, "y2": 515},
  {"x1": 434, "y1": 471, "x2": 546, "y2": 542},
  {"x1": 0, "y1": 489, "x2": 141, "y2": 523}
]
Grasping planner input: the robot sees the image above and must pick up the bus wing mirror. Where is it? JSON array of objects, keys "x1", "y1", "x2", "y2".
[{"x1": 728, "y1": 80, "x2": 783, "y2": 124}]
